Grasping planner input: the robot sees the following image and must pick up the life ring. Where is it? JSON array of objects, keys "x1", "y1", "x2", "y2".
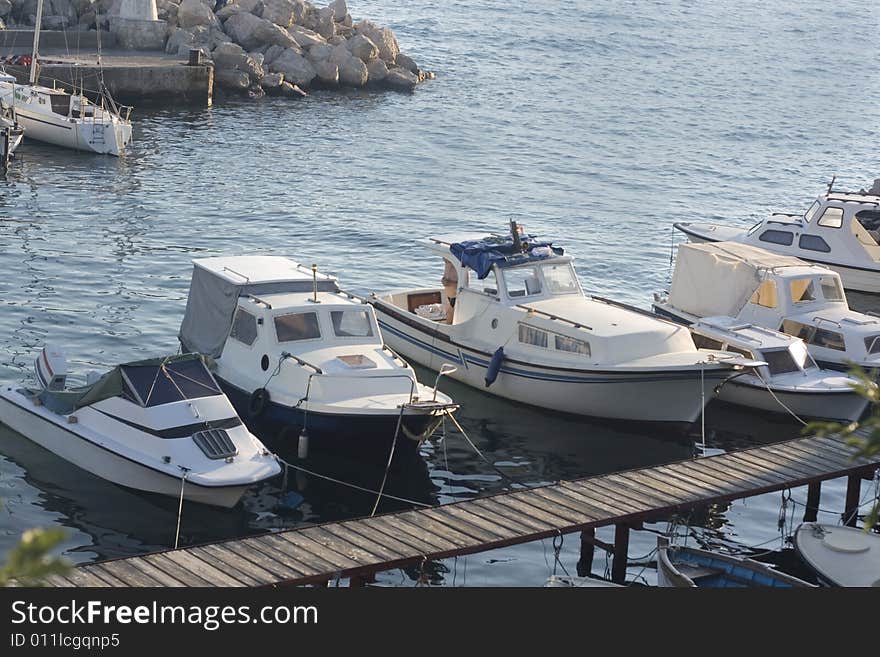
[{"x1": 248, "y1": 387, "x2": 271, "y2": 418}]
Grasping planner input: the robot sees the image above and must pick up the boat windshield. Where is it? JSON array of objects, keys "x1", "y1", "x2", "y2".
[
  {"x1": 121, "y1": 359, "x2": 222, "y2": 407},
  {"x1": 541, "y1": 263, "x2": 580, "y2": 295},
  {"x1": 502, "y1": 266, "x2": 543, "y2": 298},
  {"x1": 819, "y1": 275, "x2": 844, "y2": 301},
  {"x1": 330, "y1": 309, "x2": 376, "y2": 338},
  {"x1": 803, "y1": 200, "x2": 821, "y2": 223},
  {"x1": 760, "y1": 348, "x2": 801, "y2": 375}
]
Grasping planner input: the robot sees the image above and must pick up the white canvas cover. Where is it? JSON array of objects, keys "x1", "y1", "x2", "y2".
[
  {"x1": 668, "y1": 242, "x2": 807, "y2": 318},
  {"x1": 178, "y1": 262, "x2": 339, "y2": 358}
]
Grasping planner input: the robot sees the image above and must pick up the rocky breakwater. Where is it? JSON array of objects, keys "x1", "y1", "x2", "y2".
[{"x1": 164, "y1": 0, "x2": 433, "y2": 97}]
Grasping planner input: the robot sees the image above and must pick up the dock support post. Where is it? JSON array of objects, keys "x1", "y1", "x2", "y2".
[
  {"x1": 611, "y1": 524, "x2": 629, "y2": 585},
  {"x1": 804, "y1": 482, "x2": 821, "y2": 522},
  {"x1": 843, "y1": 475, "x2": 861, "y2": 527},
  {"x1": 576, "y1": 528, "x2": 595, "y2": 577}
]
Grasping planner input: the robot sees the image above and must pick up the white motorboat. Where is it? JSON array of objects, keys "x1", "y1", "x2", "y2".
[
  {"x1": 656, "y1": 537, "x2": 814, "y2": 587},
  {"x1": 0, "y1": 0, "x2": 132, "y2": 156},
  {"x1": 0, "y1": 84, "x2": 24, "y2": 166},
  {"x1": 178, "y1": 256, "x2": 457, "y2": 454},
  {"x1": 690, "y1": 316, "x2": 869, "y2": 422},
  {"x1": 0, "y1": 347, "x2": 281, "y2": 508},
  {"x1": 654, "y1": 241, "x2": 880, "y2": 373},
  {"x1": 794, "y1": 522, "x2": 880, "y2": 587},
  {"x1": 365, "y1": 224, "x2": 750, "y2": 427},
  {"x1": 674, "y1": 180, "x2": 880, "y2": 293}
]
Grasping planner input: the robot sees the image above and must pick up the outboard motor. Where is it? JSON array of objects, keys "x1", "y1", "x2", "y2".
[{"x1": 34, "y1": 345, "x2": 68, "y2": 391}]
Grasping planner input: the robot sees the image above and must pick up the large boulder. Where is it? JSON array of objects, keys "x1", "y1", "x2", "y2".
[
  {"x1": 365, "y1": 26, "x2": 398, "y2": 63},
  {"x1": 383, "y1": 66, "x2": 418, "y2": 90},
  {"x1": 366, "y1": 57, "x2": 387, "y2": 82},
  {"x1": 315, "y1": 5, "x2": 334, "y2": 39},
  {"x1": 177, "y1": 0, "x2": 218, "y2": 29},
  {"x1": 215, "y1": 69, "x2": 251, "y2": 91},
  {"x1": 211, "y1": 41, "x2": 246, "y2": 66},
  {"x1": 165, "y1": 26, "x2": 195, "y2": 54},
  {"x1": 327, "y1": 41, "x2": 349, "y2": 64},
  {"x1": 263, "y1": 43, "x2": 285, "y2": 65},
  {"x1": 236, "y1": 0, "x2": 263, "y2": 15},
  {"x1": 305, "y1": 42, "x2": 332, "y2": 63},
  {"x1": 269, "y1": 48, "x2": 315, "y2": 86},
  {"x1": 395, "y1": 52, "x2": 419, "y2": 74},
  {"x1": 259, "y1": 71, "x2": 283, "y2": 88},
  {"x1": 347, "y1": 33, "x2": 378, "y2": 62},
  {"x1": 313, "y1": 59, "x2": 337, "y2": 84},
  {"x1": 337, "y1": 55, "x2": 367, "y2": 86},
  {"x1": 224, "y1": 11, "x2": 298, "y2": 50},
  {"x1": 288, "y1": 24, "x2": 326, "y2": 48},
  {"x1": 326, "y1": 0, "x2": 345, "y2": 19},
  {"x1": 260, "y1": 0, "x2": 294, "y2": 27},
  {"x1": 278, "y1": 80, "x2": 307, "y2": 97},
  {"x1": 216, "y1": 3, "x2": 242, "y2": 20}
]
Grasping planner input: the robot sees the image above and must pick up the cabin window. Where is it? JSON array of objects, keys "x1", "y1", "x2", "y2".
[
  {"x1": 465, "y1": 269, "x2": 498, "y2": 296},
  {"x1": 542, "y1": 264, "x2": 579, "y2": 295},
  {"x1": 518, "y1": 324, "x2": 548, "y2": 348},
  {"x1": 691, "y1": 334, "x2": 724, "y2": 350},
  {"x1": 798, "y1": 235, "x2": 831, "y2": 253},
  {"x1": 749, "y1": 280, "x2": 778, "y2": 308},
  {"x1": 725, "y1": 345, "x2": 754, "y2": 360},
  {"x1": 804, "y1": 201, "x2": 821, "y2": 223},
  {"x1": 503, "y1": 267, "x2": 542, "y2": 298},
  {"x1": 789, "y1": 278, "x2": 816, "y2": 303},
  {"x1": 554, "y1": 334, "x2": 590, "y2": 356},
  {"x1": 855, "y1": 209, "x2": 880, "y2": 232},
  {"x1": 758, "y1": 229, "x2": 794, "y2": 246},
  {"x1": 819, "y1": 275, "x2": 844, "y2": 301},
  {"x1": 49, "y1": 94, "x2": 71, "y2": 116},
  {"x1": 781, "y1": 320, "x2": 846, "y2": 352},
  {"x1": 330, "y1": 310, "x2": 374, "y2": 338},
  {"x1": 760, "y1": 349, "x2": 799, "y2": 375},
  {"x1": 230, "y1": 308, "x2": 258, "y2": 346},
  {"x1": 865, "y1": 335, "x2": 880, "y2": 355},
  {"x1": 274, "y1": 312, "x2": 321, "y2": 342},
  {"x1": 816, "y1": 207, "x2": 844, "y2": 228}
]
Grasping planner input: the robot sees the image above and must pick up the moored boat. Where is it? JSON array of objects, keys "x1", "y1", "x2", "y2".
[
  {"x1": 794, "y1": 522, "x2": 880, "y2": 587},
  {"x1": 0, "y1": 347, "x2": 281, "y2": 508},
  {"x1": 366, "y1": 225, "x2": 749, "y2": 427}
]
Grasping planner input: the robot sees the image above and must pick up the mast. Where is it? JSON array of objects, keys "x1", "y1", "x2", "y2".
[{"x1": 29, "y1": 0, "x2": 43, "y2": 85}]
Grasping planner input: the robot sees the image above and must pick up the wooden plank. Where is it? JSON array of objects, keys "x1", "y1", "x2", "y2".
[
  {"x1": 523, "y1": 487, "x2": 603, "y2": 523},
  {"x1": 44, "y1": 574, "x2": 76, "y2": 587},
  {"x1": 191, "y1": 545, "x2": 272, "y2": 586},
  {"x1": 141, "y1": 553, "x2": 214, "y2": 587},
  {"x1": 444, "y1": 501, "x2": 539, "y2": 536},
  {"x1": 806, "y1": 436, "x2": 865, "y2": 461},
  {"x1": 239, "y1": 537, "x2": 314, "y2": 576},
  {"x1": 771, "y1": 441, "x2": 859, "y2": 471},
  {"x1": 467, "y1": 498, "x2": 559, "y2": 534},
  {"x1": 506, "y1": 490, "x2": 592, "y2": 525},
  {"x1": 696, "y1": 456, "x2": 786, "y2": 489},
  {"x1": 297, "y1": 527, "x2": 379, "y2": 567},
  {"x1": 278, "y1": 531, "x2": 362, "y2": 571},
  {"x1": 68, "y1": 567, "x2": 125, "y2": 587},
  {"x1": 320, "y1": 524, "x2": 406, "y2": 562},
  {"x1": 252, "y1": 535, "x2": 330, "y2": 575},
  {"x1": 366, "y1": 516, "x2": 461, "y2": 553},
  {"x1": 94, "y1": 559, "x2": 166, "y2": 587},
  {"x1": 568, "y1": 479, "x2": 656, "y2": 515},
  {"x1": 76, "y1": 566, "x2": 128, "y2": 587},
  {"x1": 548, "y1": 482, "x2": 631, "y2": 519},
  {"x1": 421, "y1": 506, "x2": 513, "y2": 543},
  {"x1": 488, "y1": 494, "x2": 577, "y2": 530},
  {"x1": 337, "y1": 521, "x2": 426, "y2": 560},
  {"x1": 753, "y1": 445, "x2": 843, "y2": 479},
  {"x1": 161, "y1": 550, "x2": 247, "y2": 587},
  {"x1": 220, "y1": 540, "x2": 306, "y2": 582},
  {"x1": 729, "y1": 450, "x2": 821, "y2": 481},
  {"x1": 659, "y1": 462, "x2": 742, "y2": 496},
  {"x1": 122, "y1": 557, "x2": 188, "y2": 587},
  {"x1": 636, "y1": 467, "x2": 722, "y2": 499},
  {"x1": 602, "y1": 473, "x2": 684, "y2": 507},
  {"x1": 381, "y1": 511, "x2": 476, "y2": 549}
]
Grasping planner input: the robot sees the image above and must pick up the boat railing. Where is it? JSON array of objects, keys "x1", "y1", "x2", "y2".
[
  {"x1": 811, "y1": 315, "x2": 843, "y2": 330},
  {"x1": 515, "y1": 303, "x2": 592, "y2": 331},
  {"x1": 298, "y1": 370, "x2": 418, "y2": 406}
]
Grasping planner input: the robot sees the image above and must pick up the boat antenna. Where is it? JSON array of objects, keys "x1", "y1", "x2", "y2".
[
  {"x1": 29, "y1": 0, "x2": 44, "y2": 85},
  {"x1": 310, "y1": 263, "x2": 319, "y2": 303},
  {"x1": 826, "y1": 174, "x2": 836, "y2": 195},
  {"x1": 510, "y1": 219, "x2": 522, "y2": 252}
]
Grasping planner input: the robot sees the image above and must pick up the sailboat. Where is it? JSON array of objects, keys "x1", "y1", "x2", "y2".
[{"x1": 0, "y1": 0, "x2": 132, "y2": 156}]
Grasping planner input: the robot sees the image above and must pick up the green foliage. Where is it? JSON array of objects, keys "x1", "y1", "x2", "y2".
[
  {"x1": 803, "y1": 364, "x2": 880, "y2": 529},
  {"x1": 0, "y1": 528, "x2": 70, "y2": 587}
]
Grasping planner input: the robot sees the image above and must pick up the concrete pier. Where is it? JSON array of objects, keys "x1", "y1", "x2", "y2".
[{"x1": 1, "y1": 33, "x2": 213, "y2": 106}]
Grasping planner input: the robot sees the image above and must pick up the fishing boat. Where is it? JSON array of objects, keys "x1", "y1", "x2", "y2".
[
  {"x1": 365, "y1": 223, "x2": 751, "y2": 427},
  {"x1": 674, "y1": 179, "x2": 880, "y2": 293},
  {"x1": 654, "y1": 241, "x2": 880, "y2": 373},
  {"x1": 0, "y1": 80, "x2": 24, "y2": 167},
  {"x1": 0, "y1": 347, "x2": 281, "y2": 508},
  {"x1": 178, "y1": 256, "x2": 457, "y2": 454},
  {"x1": 690, "y1": 316, "x2": 869, "y2": 422},
  {"x1": 0, "y1": 0, "x2": 132, "y2": 156},
  {"x1": 656, "y1": 537, "x2": 814, "y2": 587},
  {"x1": 794, "y1": 522, "x2": 880, "y2": 587}
]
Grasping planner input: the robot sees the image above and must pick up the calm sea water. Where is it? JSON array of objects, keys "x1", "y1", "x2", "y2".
[{"x1": 0, "y1": 0, "x2": 878, "y2": 586}]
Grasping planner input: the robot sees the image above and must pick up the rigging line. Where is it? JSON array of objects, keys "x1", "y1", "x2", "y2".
[
  {"x1": 173, "y1": 468, "x2": 189, "y2": 549},
  {"x1": 370, "y1": 403, "x2": 406, "y2": 517},
  {"x1": 274, "y1": 455, "x2": 431, "y2": 508},
  {"x1": 443, "y1": 410, "x2": 530, "y2": 489},
  {"x1": 752, "y1": 368, "x2": 808, "y2": 426}
]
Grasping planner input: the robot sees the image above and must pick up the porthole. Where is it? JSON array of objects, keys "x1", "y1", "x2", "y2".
[{"x1": 261, "y1": 355, "x2": 270, "y2": 371}]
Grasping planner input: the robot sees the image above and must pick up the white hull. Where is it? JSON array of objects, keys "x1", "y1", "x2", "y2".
[
  {"x1": 717, "y1": 379, "x2": 867, "y2": 422},
  {"x1": 0, "y1": 392, "x2": 251, "y2": 508},
  {"x1": 15, "y1": 106, "x2": 131, "y2": 156},
  {"x1": 375, "y1": 308, "x2": 728, "y2": 425}
]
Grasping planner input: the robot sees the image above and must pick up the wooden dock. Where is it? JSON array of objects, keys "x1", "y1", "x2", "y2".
[{"x1": 51, "y1": 434, "x2": 880, "y2": 587}]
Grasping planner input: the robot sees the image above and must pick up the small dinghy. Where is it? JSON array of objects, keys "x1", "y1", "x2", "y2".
[
  {"x1": 656, "y1": 537, "x2": 814, "y2": 587},
  {"x1": 0, "y1": 347, "x2": 281, "y2": 508},
  {"x1": 690, "y1": 316, "x2": 869, "y2": 422},
  {"x1": 794, "y1": 522, "x2": 880, "y2": 587},
  {"x1": 179, "y1": 256, "x2": 457, "y2": 455}
]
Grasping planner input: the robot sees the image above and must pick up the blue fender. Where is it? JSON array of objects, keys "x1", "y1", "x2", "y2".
[{"x1": 485, "y1": 347, "x2": 505, "y2": 387}]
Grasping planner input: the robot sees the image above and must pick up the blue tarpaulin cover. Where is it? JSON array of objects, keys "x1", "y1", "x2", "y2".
[{"x1": 450, "y1": 235, "x2": 564, "y2": 279}]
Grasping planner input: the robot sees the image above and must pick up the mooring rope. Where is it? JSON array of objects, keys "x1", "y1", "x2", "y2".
[
  {"x1": 370, "y1": 403, "x2": 407, "y2": 517},
  {"x1": 443, "y1": 410, "x2": 530, "y2": 489},
  {"x1": 173, "y1": 467, "x2": 189, "y2": 549}
]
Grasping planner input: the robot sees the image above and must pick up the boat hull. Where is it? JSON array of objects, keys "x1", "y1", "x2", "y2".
[
  {"x1": 14, "y1": 107, "x2": 131, "y2": 156},
  {"x1": 715, "y1": 379, "x2": 868, "y2": 422},
  {"x1": 0, "y1": 392, "x2": 251, "y2": 508},
  {"x1": 373, "y1": 306, "x2": 730, "y2": 426}
]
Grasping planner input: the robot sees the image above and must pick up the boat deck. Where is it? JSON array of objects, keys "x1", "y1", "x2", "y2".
[{"x1": 51, "y1": 433, "x2": 879, "y2": 587}]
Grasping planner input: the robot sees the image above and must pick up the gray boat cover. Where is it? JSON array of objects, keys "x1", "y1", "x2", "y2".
[{"x1": 178, "y1": 264, "x2": 339, "y2": 358}]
